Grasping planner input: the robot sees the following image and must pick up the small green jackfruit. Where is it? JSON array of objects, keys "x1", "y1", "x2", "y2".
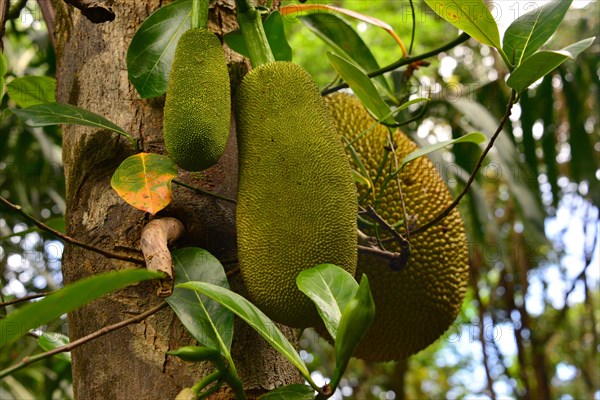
[
  {"x1": 325, "y1": 93, "x2": 469, "y2": 361},
  {"x1": 163, "y1": 29, "x2": 230, "y2": 171},
  {"x1": 235, "y1": 62, "x2": 358, "y2": 328}
]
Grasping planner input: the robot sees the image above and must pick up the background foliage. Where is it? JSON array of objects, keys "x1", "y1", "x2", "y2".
[{"x1": 0, "y1": 1, "x2": 598, "y2": 399}]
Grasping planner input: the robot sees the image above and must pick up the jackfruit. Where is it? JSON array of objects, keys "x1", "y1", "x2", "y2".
[
  {"x1": 235, "y1": 62, "x2": 358, "y2": 328},
  {"x1": 163, "y1": 29, "x2": 230, "y2": 171},
  {"x1": 325, "y1": 93, "x2": 469, "y2": 361}
]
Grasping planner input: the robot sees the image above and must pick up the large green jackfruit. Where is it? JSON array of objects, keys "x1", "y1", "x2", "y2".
[
  {"x1": 163, "y1": 29, "x2": 230, "y2": 171},
  {"x1": 235, "y1": 62, "x2": 358, "y2": 328},
  {"x1": 325, "y1": 93, "x2": 469, "y2": 361}
]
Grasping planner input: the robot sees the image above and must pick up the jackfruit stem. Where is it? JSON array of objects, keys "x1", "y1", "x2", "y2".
[
  {"x1": 191, "y1": 0, "x2": 209, "y2": 30},
  {"x1": 235, "y1": 0, "x2": 275, "y2": 67}
]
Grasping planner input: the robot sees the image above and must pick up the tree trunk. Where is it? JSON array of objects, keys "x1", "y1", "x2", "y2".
[{"x1": 52, "y1": 1, "x2": 301, "y2": 398}]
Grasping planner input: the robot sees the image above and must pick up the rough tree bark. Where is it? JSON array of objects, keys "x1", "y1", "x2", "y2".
[{"x1": 52, "y1": 0, "x2": 301, "y2": 398}]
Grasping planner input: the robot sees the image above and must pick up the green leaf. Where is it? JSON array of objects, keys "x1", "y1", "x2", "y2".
[
  {"x1": 0, "y1": 52, "x2": 7, "y2": 76},
  {"x1": 296, "y1": 264, "x2": 359, "y2": 341},
  {"x1": 263, "y1": 11, "x2": 292, "y2": 62},
  {"x1": 331, "y1": 275, "x2": 375, "y2": 388},
  {"x1": 1, "y1": 107, "x2": 12, "y2": 122},
  {"x1": 351, "y1": 169, "x2": 372, "y2": 189},
  {"x1": 166, "y1": 248, "x2": 234, "y2": 354},
  {"x1": 10, "y1": 103, "x2": 136, "y2": 146},
  {"x1": 400, "y1": 131, "x2": 486, "y2": 169},
  {"x1": 0, "y1": 269, "x2": 163, "y2": 347},
  {"x1": 111, "y1": 153, "x2": 178, "y2": 215},
  {"x1": 503, "y1": 0, "x2": 572, "y2": 67},
  {"x1": 126, "y1": 0, "x2": 192, "y2": 98},
  {"x1": 326, "y1": 52, "x2": 393, "y2": 124},
  {"x1": 302, "y1": 12, "x2": 390, "y2": 93},
  {"x1": 6, "y1": 76, "x2": 56, "y2": 108},
  {"x1": 507, "y1": 37, "x2": 595, "y2": 93},
  {"x1": 177, "y1": 281, "x2": 316, "y2": 388},
  {"x1": 423, "y1": 0, "x2": 501, "y2": 48},
  {"x1": 224, "y1": 11, "x2": 292, "y2": 62},
  {"x1": 259, "y1": 384, "x2": 315, "y2": 400},
  {"x1": 38, "y1": 332, "x2": 71, "y2": 362}
]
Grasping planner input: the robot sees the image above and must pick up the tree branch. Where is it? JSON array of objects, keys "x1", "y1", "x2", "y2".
[
  {"x1": 322, "y1": 33, "x2": 471, "y2": 96},
  {"x1": 62, "y1": 0, "x2": 115, "y2": 23},
  {"x1": 38, "y1": 0, "x2": 56, "y2": 50},
  {"x1": 357, "y1": 244, "x2": 404, "y2": 266},
  {"x1": 0, "y1": 0, "x2": 9, "y2": 52},
  {"x1": 0, "y1": 292, "x2": 48, "y2": 308},
  {"x1": 7, "y1": 0, "x2": 27, "y2": 19},
  {"x1": 359, "y1": 205, "x2": 410, "y2": 271},
  {"x1": 140, "y1": 217, "x2": 185, "y2": 297},
  {"x1": 410, "y1": 90, "x2": 517, "y2": 235},
  {"x1": 173, "y1": 180, "x2": 236, "y2": 204},
  {"x1": 0, "y1": 302, "x2": 168, "y2": 379},
  {"x1": 0, "y1": 195, "x2": 145, "y2": 265}
]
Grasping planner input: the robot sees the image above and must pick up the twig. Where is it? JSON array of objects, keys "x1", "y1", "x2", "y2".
[
  {"x1": 360, "y1": 205, "x2": 410, "y2": 271},
  {"x1": 358, "y1": 244, "x2": 403, "y2": 263},
  {"x1": 386, "y1": 135, "x2": 412, "y2": 242},
  {"x1": 0, "y1": 195, "x2": 145, "y2": 265},
  {"x1": 0, "y1": 302, "x2": 168, "y2": 379},
  {"x1": 410, "y1": 90, "x2": 517, "y2": 235},
  {"x1": 542, "y1": 260, "x2": 595, "y2": 344},
  {"x1": 173, "y1": 180, "x2": 237, "y2": 204},
  {"x1": 322, "y1": 33, "x2": 470, "y2": 96},
  {"x1": 0, "y1": 292, "x2": 49, "y2": 308},
  {"x1": 225, "y1": 266, "x2": 240, "y2": 278}
]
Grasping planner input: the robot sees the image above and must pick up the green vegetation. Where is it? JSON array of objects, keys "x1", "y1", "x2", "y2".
[{"x1": 0, "y1": 0, "x2": 598, "y2": 398}]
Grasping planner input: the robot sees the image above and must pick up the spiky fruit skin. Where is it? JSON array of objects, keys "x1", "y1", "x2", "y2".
[
  {"x1": 235, "y1": 62, "x2": 358, "y2": 328},
  {"x1": 163, "y1": 29, "x2": 230, "y2": 171},
  {"x1": 325, "y1": 93, "x2": 469, "y2": 361}
]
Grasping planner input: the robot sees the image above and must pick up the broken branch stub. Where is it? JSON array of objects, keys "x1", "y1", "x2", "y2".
[{"x1": 140, "y1": 217, "x2": 185, "y2": 297}]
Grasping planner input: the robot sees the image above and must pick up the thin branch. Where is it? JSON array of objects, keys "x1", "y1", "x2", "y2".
[
  {"x1": 410, "y1": 90, "x2": 517, "y2": 235},
  {"x1": 0, "y1": 292, "x2": 49, "y2": 308},
  {"x1": 386, "y1": 135, "x2": 412, "y2": 242},
  {"x1": 0, "y1": 302, "x2": 168, "y2": 379},
  {"x1": 0, "y1": 195, "x2": 145, "y2": 265},
  {"x1": 542, "y1": 260, "x2": 595, "y2": 344},
  {"x1": 322, "y1": 33, "x2": 470, "y2": 96},
  {"x1": 357, "y1": 244, "x2": 403, "y2": 265},
  {"x1": 360, "y1": 205, "x2": 410, "y2": 271},
  {"x1": 173, "y1": 180, "x2": 237, "y2": 204}
]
